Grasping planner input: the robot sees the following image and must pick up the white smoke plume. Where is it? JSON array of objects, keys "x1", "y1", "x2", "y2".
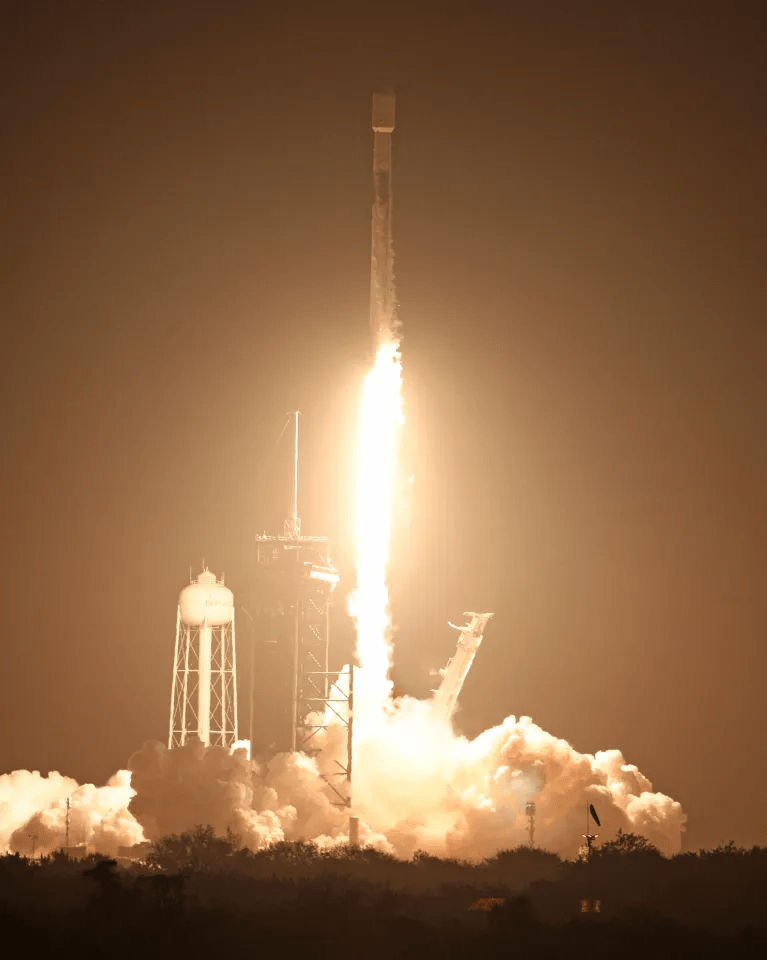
[
  {"x1": 0, "y1": 692, "x2": 685, "y2": 860},
  {"x1": 1, "y1": 768, "x2": 143, "y2": 857},
  {"x1": 127, "y1": 738, "x2": 347, "y2": 850},
  {"x1": 331, "y1": 692, "x2": 685, "y2": 859}
]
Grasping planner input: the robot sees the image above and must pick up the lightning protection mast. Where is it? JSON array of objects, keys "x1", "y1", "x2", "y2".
[{"x1": 253, "y1": 412, "x2": 352, "y2": 807}]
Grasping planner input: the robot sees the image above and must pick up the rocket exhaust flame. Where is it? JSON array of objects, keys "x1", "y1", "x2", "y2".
[
  {"x1": 348, "y1": 339, "x2": 404, "y2": 716},
  {"x1": 348, "y1": 91, "x2": 403, "y2": 720}
]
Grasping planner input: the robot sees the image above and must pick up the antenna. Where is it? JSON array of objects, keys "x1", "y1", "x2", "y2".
[
  {"x1": 285, "y1": 410, "x2": 301, "y2": 536},
  {"x1": 65, "y1": 795, "x2": 71, "y2": 848},
  {"x1": 581, "y1": 801, "x2": 601, "y2": 914}
]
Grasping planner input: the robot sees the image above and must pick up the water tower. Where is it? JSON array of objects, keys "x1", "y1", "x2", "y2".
[{"x1": 168, "y1": 568, "x2": 238, "y2": 748}]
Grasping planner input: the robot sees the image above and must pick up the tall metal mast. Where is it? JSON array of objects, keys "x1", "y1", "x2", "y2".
[
  {"x1": 370, "y1": 91, "x2": 396, "y2": 353},
  {"x1": 254, "y1": 414, "x2": 347, "y2": 763},
  {"x1": 286, "y1": 410, "x2": 300, "y2": 537}
]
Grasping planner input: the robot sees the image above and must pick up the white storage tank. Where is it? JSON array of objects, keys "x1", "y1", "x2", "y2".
[
  {"x1": 169, "y1": 568, "x2": 238, "y2": 750},
  {"x1": 179, "y1": 569, "x2": 234, "y2": 626}
]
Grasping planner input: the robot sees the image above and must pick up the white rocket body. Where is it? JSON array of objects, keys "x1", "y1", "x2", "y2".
[{"x1": 370, "y1": 92, "x2": 396, "y2": 351}]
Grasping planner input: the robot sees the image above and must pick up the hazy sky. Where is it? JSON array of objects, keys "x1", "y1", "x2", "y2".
[{"x1": 1, "y1": 1, "x2": 765, "y2": 852}]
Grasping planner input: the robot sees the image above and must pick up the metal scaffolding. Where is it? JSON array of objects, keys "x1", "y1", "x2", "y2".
[
  {"x1": 169, "y1": 577, "x2": 238, "y2": 749},
  {"x1": 252, "y1": 413, "x2": 352, "y2": 800},
  {"x1": 301, "y1": 664, "x2": 354, "y2": 808}
]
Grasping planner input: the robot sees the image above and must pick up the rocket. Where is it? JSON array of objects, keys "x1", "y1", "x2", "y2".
[{"x1": 370, "y1": 91, "x2": 396, "y2": 352}]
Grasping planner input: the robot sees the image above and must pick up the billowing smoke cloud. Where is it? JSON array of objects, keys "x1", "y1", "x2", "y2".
[
  {"x1": 0, "y1": 690, "x2": 684, "y2": 861},
  {"x1": 1, "y1": 769, "x2": 143, "y2": 857},
  {"x1": 126, "y1": 738, "x2": 346, "y2": 850},
  {"x1": 337, "y1": 695, "x2": 685, "y2": 859}
]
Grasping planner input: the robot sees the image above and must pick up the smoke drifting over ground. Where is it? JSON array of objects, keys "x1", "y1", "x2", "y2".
[
  {"x1": 334, "y1": 693, "x2": 684, "y2": 859},
  {"x1": 128, "y1": 739, "x2": 345, "y2": 849},
  {"x1": 1, "y1": 690, "x2": 685, "y2": 859},
  {"x1": 1, "y1": 768, "x2": 142, "y2": 858}
]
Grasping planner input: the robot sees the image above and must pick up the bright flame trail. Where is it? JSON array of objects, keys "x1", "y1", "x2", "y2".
[
  {"x1": 349, "y1": 338, "x2": 404, "y2": 717},
  {"x1": 350, "y1": 90, "x2": 402, "y2": 719}
]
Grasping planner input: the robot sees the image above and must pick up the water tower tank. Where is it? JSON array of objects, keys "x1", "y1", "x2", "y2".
[
  {"x1": 169, "y1": 568, "x2": 238, "y2": 750},
  {"x1": 179, "y1": 569, "x2": 234, "y2": 627}
]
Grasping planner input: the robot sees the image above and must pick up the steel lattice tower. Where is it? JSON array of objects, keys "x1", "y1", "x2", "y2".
[{"x1": 251, "y1": 413, "x2": 352, "y2": 804}]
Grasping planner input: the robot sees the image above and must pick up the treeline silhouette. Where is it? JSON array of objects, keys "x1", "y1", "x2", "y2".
[{"x1": 1, "y1": 829, "x2": 765, "y2": 958}]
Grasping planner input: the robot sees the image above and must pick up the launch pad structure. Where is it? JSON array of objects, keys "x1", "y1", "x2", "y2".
[{"x1": 253, "y1": 411, "x2": 353, "y2": 807}]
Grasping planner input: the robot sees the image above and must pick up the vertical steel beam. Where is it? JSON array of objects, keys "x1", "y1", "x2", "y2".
[
  {"x1": 180, "y1": 624, "x2": 191, "y2": 746},
  {"x1": 230, "y1": 619, "x2": 238, "y2": 746},
  {"x1": 169, "y1": 606, "x2": 181, "y2": 748}
]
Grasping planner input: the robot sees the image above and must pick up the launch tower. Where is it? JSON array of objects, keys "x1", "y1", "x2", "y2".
[{"x1": 253, "y1": 412, "x2": 348, "y2": 771}]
